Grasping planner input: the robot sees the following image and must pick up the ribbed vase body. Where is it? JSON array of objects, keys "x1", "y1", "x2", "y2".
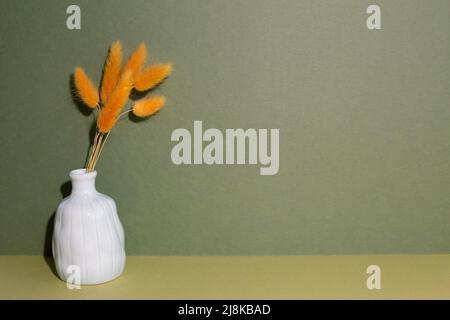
[{"x1": 52, "y1": 169, "x2": 125, "y2": 285}]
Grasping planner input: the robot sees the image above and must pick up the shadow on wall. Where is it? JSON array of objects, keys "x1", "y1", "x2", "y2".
[
  {"x1": 43, "y1": 75, "x2": 92, "y2": 279},
  {"x1": 69, "y1": 74, "x2": 91, "y2": 117},
  {"x1": 69, "y1": 74, "x2": 98, "y2": 166},
  {"x1": 43, "y1": 181, "x2": 72, "y2": 278}
]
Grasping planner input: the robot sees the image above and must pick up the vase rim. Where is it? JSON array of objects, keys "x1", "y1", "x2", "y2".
[{"x1": 70, "y1": 168, "x2": 97, "y2": 180}]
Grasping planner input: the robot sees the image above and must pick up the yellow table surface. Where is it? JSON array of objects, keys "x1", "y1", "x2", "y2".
[{"x1": 0, "y1": 255, "x2": 449, "y2": 299}]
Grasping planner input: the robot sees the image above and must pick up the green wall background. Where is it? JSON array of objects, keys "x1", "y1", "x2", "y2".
[{"x1": 1, "y1": 0, "x2": 449, "y2": 255}]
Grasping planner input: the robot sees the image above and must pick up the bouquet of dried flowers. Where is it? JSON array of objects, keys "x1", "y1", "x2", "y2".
[{"x1": 73, "y1": 41, "x2": 172, "y2": 171}]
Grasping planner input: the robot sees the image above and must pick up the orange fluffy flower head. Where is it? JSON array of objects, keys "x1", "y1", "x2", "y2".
[
  {"x1": 123, "y1": 42, "x2": 147, "y2": 81},
  {"x1": 100, "y1": 40, "x2": 122, "y2": 104},
  {"x1": 74, "y1": 67, "x2": 99, "y2": 108},
  {"x1": 135, "y1": 63, "x2": 172, "y2": 91},
  {"x1": 132, "y1": 96, "x2": 166, "y2": 118},
  {"x1": 97, "y1": 70, "x2": 133, "y2": 133}
]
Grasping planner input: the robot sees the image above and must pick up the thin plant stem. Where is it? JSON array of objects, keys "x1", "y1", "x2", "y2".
[
  {"x1": 91, "y1": 132, "x2": 110, "y2": 170},
  {"x1": 86, "y1": 109, "x2": 124, "y2": 171},
  {"x1": 118, "y1": 109, "x2": 132, "y2": 120},
  {"x1": 86, "y1": 140, "x2": 95, "y2": 169},
  {"x1": 87, "y1": 131, "x2": 101, "y2": 171},
  {"x1": 90, "y1": 134, "x2": 103, "y2": 171},
  {"x1": 90, "y1": 133, "x2": 101, "y2": 170},
  {"x1": 86, "y1": 132, "x2": 98, "y2": 171}
]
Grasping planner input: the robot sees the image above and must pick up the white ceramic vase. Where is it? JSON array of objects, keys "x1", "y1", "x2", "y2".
[{"x1": 52, "y1": 169, "x2": 126, "y2": 285}]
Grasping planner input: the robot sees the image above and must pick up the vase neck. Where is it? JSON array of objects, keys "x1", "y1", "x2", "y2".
[{"x1": 70, "y1": 169, "x2": 97, "y2": 195}]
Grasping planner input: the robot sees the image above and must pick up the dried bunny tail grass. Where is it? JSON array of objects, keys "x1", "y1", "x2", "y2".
[
  {"x1": 122, "y1": 42, "x2": 147, "y2": 81},
  {"x1": 100, "y1": 40, "x2": 122, "y2": 104},
  {"x1": 132, "y1": 96, "x2": 166, "y2": 118},
  {"x1": 74, "y1": 67, "x2": 99, "y2": 108},
  {"x1": 97, "y1": 70, "x2": 133, "y2": 132},
  {"x1": 134, "y1": 63, "x2": 172, "y2": 91},
  {"x1": 97, "y1": 111, "x2": 118, "y2": 133}
]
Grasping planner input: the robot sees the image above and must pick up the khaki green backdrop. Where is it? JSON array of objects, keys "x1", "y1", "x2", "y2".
[{"x1": 1, "y1": 0, "x2": 449, "y2": 255}]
